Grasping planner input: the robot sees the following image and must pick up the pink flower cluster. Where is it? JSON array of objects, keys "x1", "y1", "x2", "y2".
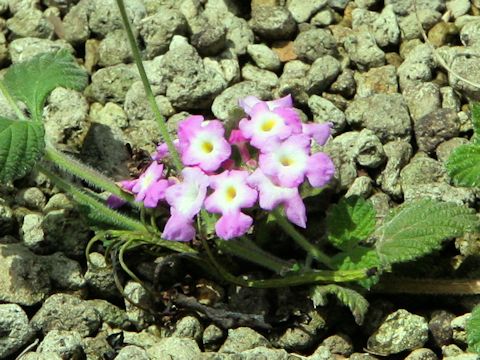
[{"x1": 110, "y1": 95, "x2": 335, "y2": 241}]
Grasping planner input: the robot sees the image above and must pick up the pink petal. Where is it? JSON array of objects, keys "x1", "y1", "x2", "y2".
[
  {"x1": 106, "y1": 195, "x2": 126, "y2": 209},
  {"x1": 238, "y1": 96, "x2": 262, "y2": 115},
  {"x1": 306, "y1": 152, "x2": 335, "y2": 188},
  {"x1": 284, "y1": 193, "x2": 307, "y2": 228},
  {"x1": 267, "y1": 94, "x2": 293, "y2": 109},
  {"x1": 302, "y1": 123, "x2": 332, "y2": 146},
  {"x1": 215, "y1": 211, "x2": 253, "y2": 240},
  {"x1": 142, "y1": 179, "x2": 169, "y2": 208},
  {"x1": 247, "y1": 169, "x2": 295, "y2": 210},
  {"x1": 163, "y1": 210, "x2": 196, "y2": 241},
  {"x1": 273, "y1": 107, "x2": 302, "y2": 134}
]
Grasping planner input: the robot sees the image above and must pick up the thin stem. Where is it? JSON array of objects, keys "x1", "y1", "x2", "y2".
[
  {"x1": 272, "y1": 209, "x2": 334, "y2": 269},
  {"x1": 0, "y1": 79, "x2": 26, "y2": 121},
  {"x1": 373, "y1": 276, "x2": 480, "y2": 295},
  {"x1": 115, "y1": 0, "x2": 183, "y2": 172},
  {"x1": 44, "y1": 144, "x2": 139, "y2": 209}
]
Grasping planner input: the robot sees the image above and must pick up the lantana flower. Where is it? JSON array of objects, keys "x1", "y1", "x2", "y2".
[
  {"x1": 302, "y1": 122, "x2": 332, "y2": 146},
  {"x1": 205, "y1": 170, "x2": 258, "y2": 240},
  {"x1": 178, "y1": 115, "x2": 231, "y2": 172},
  {"x1": 163, "y1": 167, "x2": 209, "y2": 241}
]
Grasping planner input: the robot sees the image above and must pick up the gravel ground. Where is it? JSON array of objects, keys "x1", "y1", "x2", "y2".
[{"x1": 2, "y1": 0, "x2": 480, "y2": 359}]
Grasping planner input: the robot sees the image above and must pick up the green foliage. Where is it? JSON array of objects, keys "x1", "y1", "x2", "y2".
[
  {"x1": 331, "y1": 246, "x2": 381, "y2": 289},
  {"x1": 3, "y1": 50, "x2": 88, "y2": 122},
  {"x1": 310, "y1": 284, "x2": 369, "y2": 325},
  {"x1": 0, "y1": 118, "x2": 44, "y2": 182},
  {"x1": 375, "y1": 200, "x2": 478, "y2": 264},
  {"x1": 447, "y1": 103, "x2": 480, "y2": 186},
  {"x1": 467, "y1": 305, "x2": 480, "y2": 353},
  {"x1": 326, "y1": 196, "x2": 376, "y2": 251}
]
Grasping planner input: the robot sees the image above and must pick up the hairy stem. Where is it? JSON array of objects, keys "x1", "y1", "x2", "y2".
[
  {"x1": 115, "y1": 0, "x2": 183, "y2": 172},
  {"x1": 373, "y1": 276, "x2": 480, "y2": 295},
  {"x1": 0, "y1": 79, "x2": 26, "y2": 121},
  {"x1": 272, "y1": 209, "x2": 334, "y2": 269},
  {"x1": 44, "y1": 144, "x2": 139, "y2": 209}
]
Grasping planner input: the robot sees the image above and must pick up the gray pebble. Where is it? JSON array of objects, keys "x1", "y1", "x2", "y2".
[
  {"x1": 31, "y1": 293, "x2": 101, "y2": 336},
  {"x1": 190, "y1": 18, "x2": 227, "y2": 56},
  {"x1": 124, "y1": 281, "x2": 155, "y2": 330},
  {"x1": 44, "y1": 252, "x2": 85, "y2": 290},
  {"x1": 15, "y1": 187, "x2": 46, "y2": 210},
  {"x1": 98, "y1": 29, "x2": 132, "y2": 67},
  {"x1": 460, "y1": 20, "x2": 480, "y2": 47},
  {"x1": 345, "y1": 176, "x2": 374, "y2": 199},
  {"x1": 147, "y1": 337, "x2": 201, "y2": 360},
  {"x1": 403, "y1": 82, "x2": 441, "y2": 122},
  {"x1": 0, "y1": 201, "x2": 15, "y2": 235},
  {"x1": 86, "y1": 64, "x2": 139, "y2": 104},
  {"x1": 449, "y1": 47, "x2": 480, "y2": 101},
  {"x1": 311, "y1": 8, "x2": 335, "y2": 26},
  {"x1": 367, "y1": 309, "x2": 429, "y2": 355},
  {"x1": 344, "y1": 30, "x2": 385, "y2": 70},
  {"x1": 293, "y1": 28, "x2": 337, "y2": 63},
  {"x1": 400, "y1": 153, "x2": 448, "y2": 187},
  {"x1": 277, "y1": 60, "x2": 310, "y2": 104},
  {"x1": 0, "y1": 304, "x2": 34, "y2": 359},
  {"x1": 405, "y1": 348, "x2": 438, "y2": 360},
  {"x1": 90, "y1": 102, "x2": 129, "y2": 129},
  {"x1": 7, "y1": 8, "x2": 54, "y2": 38},
  {"x1": 85, "y1": 253, "x2": 118, "y2": 298},
  {"x1": 203, "y1": 324, "x2": 224, "y2": 350},
  {"x1": 37, "y1": 330, "x2": 84, "y2": 359},
  {"x1": 345, "y1": 93, "x2": 412, "y2": 142},
  {"x1": 287, "y1": 0, "x2": 327, "y2": 23},
  {"x1": 384, "y1": 0, "x2": 445, "y2": 16},
  {"x1": 204, "y1": 49, "x2": 241, "y2": 86},
  {"x1": 240, "y1": 346, "x2": 291, "y2": 360},
  {"x1": 441, "y1": 86, "x2": 461, "y2": 112},
  {"x1": 173, "y1": 316, "x2": 203, "y2": 343},
  {"x1": 398, "y1": 10, "x2": 442, "y2": 41},
  {"x1": 219, "y1": 327, "x2": 270, "y2": 353},
  {"x1": 87, "y1": 299, "x2": 132, "y2": 329},
  {"x1": 139, "y1": 8, "x2": 187, "y2": 58},
  {"x1": 414, "y1": 108, "x2": 460, "y2": 153},
  {"x1": 320, "y1": 334, "x2": 354, "y2": 356},
  {"x1": 115, "y1": 345, "x2": 149, "y2": 360},
  {"x1": 354, "y1": 65, "x2": 398, "y2": 98},
  {"x1": 447, "y1": 0, "x2": 471, "y2": 19},
  {"x1": 241, "y1": 64, "x2": 279, "y2": 89},
  {"x1": 247, "y1": 43, "x2": 281, "y2": 71},
  {"x1": 62, "y1": 0, "x2": 90, "y2": 45},
  {"x1": 436, "y1": 137, "x2": 469, "y2": 163},
  {"x1": 333, "y1": 129, "x2": 385, "y2": 168},
  {"x1": 429, "y1": 310, "x2": 456, "y2": 348},
  {"x1": 223, "y1": 16, "x2": 254, "y2": 56},
  {"x1": 451, "y1": 313, "x2": 470, "y2": 345},
  {"x1": 328, "y1": 0, "x2": 349, "y2": 10},
  {"x1": 377, "y1": 140, "x2": 413, "y2": 198},
  {"x1": 20, "y1": 213, "x2": 47, "y2": 252},
  {"x1": 9, "y1": 37, "x2": 73, "y2": 63},
  {"x1": 211, "y1": 81, "x2": 270, "y2": 120},
  {"x1": 330, "y1": 69, "x2": 356, "y2": 98},
  {"x1": 275, "y1": 310, "x2": 326, "y2": 351},
  {"x1": 308, "y1": 95, "x2": 346, "y2": 133},
  {"x1": 250, "y1": 6, "x2": 296, "y2": 41},
  {"x1": 324, "y1": 142, "x2": 357, "y2": 190},
  {"x1": 306, "y1": 55, "x2": 341, "y2": 94}
]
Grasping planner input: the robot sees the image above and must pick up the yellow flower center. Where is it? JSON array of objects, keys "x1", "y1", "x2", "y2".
[
  {"x1": 202, "y1": 141, "x2": 214, "y2": 153},
  {"x1": 261, "y1": 119, "x2": 276, "y2": 132},
  {"x1": 225, "y1": 186, "x2": 237, "y2": 201},
  {"x1": 280, "y1": 155, "x2": 293, "y2": 166}
]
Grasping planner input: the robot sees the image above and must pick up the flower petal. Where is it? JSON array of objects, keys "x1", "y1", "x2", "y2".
[
  {"x1": 306, "y1": 152, "x2": 335, "y2": 188},
  {"x1": 215, "y1": 211, "x2": 253, "y2": 240},
  {"x1": 284, "y1": 193, "x2": 307, "y2": 228},
  {"x1": 163, "y1": 210, "x2": 196, "y2": 241}
]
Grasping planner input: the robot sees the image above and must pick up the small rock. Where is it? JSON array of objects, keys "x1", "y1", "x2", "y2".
[
  {"x1": 311, "y1": 8, "x2": 335, "y2": 26},
  {"x1": 0, "y1": 201, "x2": 15, "y2": 235},
  {"x1": 333, "y1": 129, "x2": 386, "y2": 168},
  {"x1": 397, "y1": 44, "x2": 435, "y2": 90},
  {"x1": 139, "y1": 8, "x2": 187, "y2": 58},
  {"x1": 250, "y1": 6, "x2": 297, "y2": 41},
  {"x1": 400, "y1": 153, "x2": 448, "y2": 187},
  {"x1": 402, "y1": 82, "x2": 441, "y2": 122},
  {"x1": 0, "y1": 243, "x2": 50, "y2": 305},
  {"x1": 367, "y1": 309, "x2": 429, "y2": 355},
  {"x1": 441, "y1": 86, "x2": 461, "y2": 112},
  {"x1": 324, "y1": 142, "x2": 357, "y2": 190},
  {"x1": 98, "y1": 29, "x2": 132, "y2": 66},
  {"x1": 414, "y1": 108, "x2": 460, "y2": 153},
  {"x1": 90, "y1": 102, "x2": 129, "y2": 129},
  {"x1": 344, "y1": 30, "x2": 385, "y2": 70},
  {"x1": 224, "y1": 16, "x2": 254, "y2": 56},
  {"x1": 247, "y1": 43, "x2": 282, "y2": 71},
  {"x1": 0, "y1": 304, "x2": 34, "y2": 359},
  {"x1": 190, "y1": 18, "x2": 227, "y2": 56},
  {"x1": 275, "y1": 310, "x2": 326, "y2": 351},
  {"x1": 293, "y1": 28, "x2": 337, "y2": 63},
  {"x1": 429, "y1": 310, "x2": 456, "y2": 348},
  {"x1": 428, "y1": 22, "x2": 458, "y2": 47},
  {"x1": 173, "y1": 316, "x2": 203, "y2": 343},
  {"x1": 449, "y1": 47, "x2": 480, "y2": 101},
  {"x1": 124, "y1": 281, "x2": 155, "y2": 330},
  {"x1": 345, "y1": 93, "x2": 412, "y2": 142},
  {"x1": 115, "y1": 345, "x2": 149, "y2": 360},
  {"x1": 204, "y1": 49, "x2": 241, "y2": 86},
  {"x1": 44, "y1": 252, "x2": 85, "y2": 290},
  {"x1": 203, "y1": 324, "x2": 224, "y2": 350},
  {"x1": 87, "y1": 299, "x2": 131, "y2": 329},
  {"x1": 287, "y1": 0, "x2": 327, "y2": 23},
  {"x1": 7, "y1": 8, "x2": 54, "y2": 38},
  {"x1": 241, "y1": 64, "x2": 279, "y2": 89},
  {"x1": 15, "y1": 187, "x2": 46, "y2": 211},
  {"x1": 219, "y1": 327, "x2": 271, "y2": 353},
  {"x1": 398, "y1": 10, "x2": 442, "y2": 40},
  {"x1": 405, "y1": 348, "x2": 438, "y2": 360},
  {"x1": 349, "y1": 353, "x2": 380, "y2": 360},
  {"x1": 436, "y1": 137, "x2": 469, "y2": 163},
  {"x1": 308, "y1": 95, "x2": 346, "y2": 133},
  {"x1": 306, "y1": 55, "x2": 341, "y2": 94},
  {"x1": 330, "y1": 69, "x2": 356, "y2": 98},
  {"x1": 460, "y1": 20, "x2": 480, "y2": 47},
  {"x1": 377, "y1": 140, "x2": 413, "y2": 198},
  {"x1": 9, "y1": 37, "x2": 74, "y2": 63},
  {"x1": 447, "y1": 0, "x2": 471, "y2": 19},
  {"x1": 211, "y1": 81, "x2": 270, "y2": 120},
  {"x1": 319, "y1": 334, "x2": 354, "y2": 356},
  {"x1": 354, "y1": 65, "x2": 398, "y2": 98},
  {"x1": 345, "y1": 176, "x2": 373, "y2": 198},
  {"x1": 147, "y1": 337, "x2": 201, "y2": 360},
  {"x1": 451, "y1": 313, "x2": 470, "y2": 346},
  {"x1": 62, "y1": 0, "x2": 90, "y2": 44},
  {"x1": 404, "y1": 182, "x2": 475, "y2": 205},
  {"x1": 277, "y1": 60, "x2": 310, "y2": 104},
  {"x1": 442, "y1": 344, "x2": 465, "y2": 357},
  {"x1": 31, "y1": 293, "x2": 101, "y2": 336},
  {"x1": 240, "y1": 346, "x2": 291, "y2": 360},
  {"x1": 37, "y1": 330, "x2": 84, "y2": 359},
  {"x1": 384, "y1": 0, "x2": 444, "y2": 15},
  {"x1": 86, "y1": 64, "x2": 139, "y2": 104}
]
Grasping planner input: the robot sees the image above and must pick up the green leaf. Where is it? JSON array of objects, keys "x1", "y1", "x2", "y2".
[
  {"x1": 446, "y1": 144, "x2": 480, "y2": 187},
  {"x1": 326, "y1": 196, "x2": 376, "y2": 251},
  {"x1": 310, "y1": 284, "x2": 369, "y2": 325},
  {"x1": 0, "y1": 117, "x2": 44, "y2": 182},
  {"x1": 331, "y1": 246, "x2": 381, "y2": 289},
  {"x1": 467, "y1": 305, "x2": 480, "y2": 353},
  {"x1": 471, "y1": 103, "x2": 480, "y2": 144},
  {"x1": 3, "y1": 50, "x2": 88, "y2": 121},
  {"x1": 375, "y1": 200, "x2": 478, "y2": 265}
]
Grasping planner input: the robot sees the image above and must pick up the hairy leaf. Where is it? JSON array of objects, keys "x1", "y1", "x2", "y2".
[
  {"x1": 471, "y1": 103, "x2": 480, "y2": 144},
  {"x1": 375, "y1": 200, "x2": 478, "y2": 265},
  {"x1": 3, "y1": 50, "x2": 88, "y2": 121},
  {"x1": 310, "y1": 284, "x2": 369, "y2": 325},
  {"x1": 0, "y1": 117, "x2": 44, "y2": 182},
  {"x1": 446, "y1": 144, "x2": 480, "y2": 187},
  {"x1": 331, "y1": 246, "x2": 381, "y2": 289},
  {"x1": 326, "y1": 196, "x2": 376, "y2": 250},
  {"x1": 467, "y1": 305, "x2": 480, "y2": 353}
]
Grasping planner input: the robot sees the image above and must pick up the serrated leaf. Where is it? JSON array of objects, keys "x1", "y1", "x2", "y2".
[
  {"x1": 3, "y1": 50, "x2": 88, "y2": 121},
  {"x1": 375, "y1": 200, "x2": 478, "y2": 265},
  {"x1": 331, "y1": 246, "x2": 381, "y2": 289},
  {"x1": 446, "y1": 144, "x2": 480, "y2": 187},
  {"x1": 471, "y1": 103, "x2": 480, "y2": 144},
  {"x1": 310, "y1": 284, "x2": 369, "y2": 325},
  {"x1": 326, "y1": 196, "x2": 376, "y2": 250},
  {"x1": 0, "y1": 117, "x2": 44, "y2": 182},
  {"x1": 467, "y1": 305, "x2": 480, "y2": 353}
]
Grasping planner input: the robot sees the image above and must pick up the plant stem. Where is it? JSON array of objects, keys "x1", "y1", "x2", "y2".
[
  {"x1": 44, "y1": 144, "x2": 139, "y2": 208},
  {"x1": 272, "y1": 209, "x2": 334, "y2": 269},
  {"x1": 115, "y1": 0, "x2": 183, "y2": 172},
  {"x1": 0, "y1": 79, "x2": 26, "y2": 121},
  {"x1": 373, "y1": 276, "x2": 480, "y2": 295}
]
